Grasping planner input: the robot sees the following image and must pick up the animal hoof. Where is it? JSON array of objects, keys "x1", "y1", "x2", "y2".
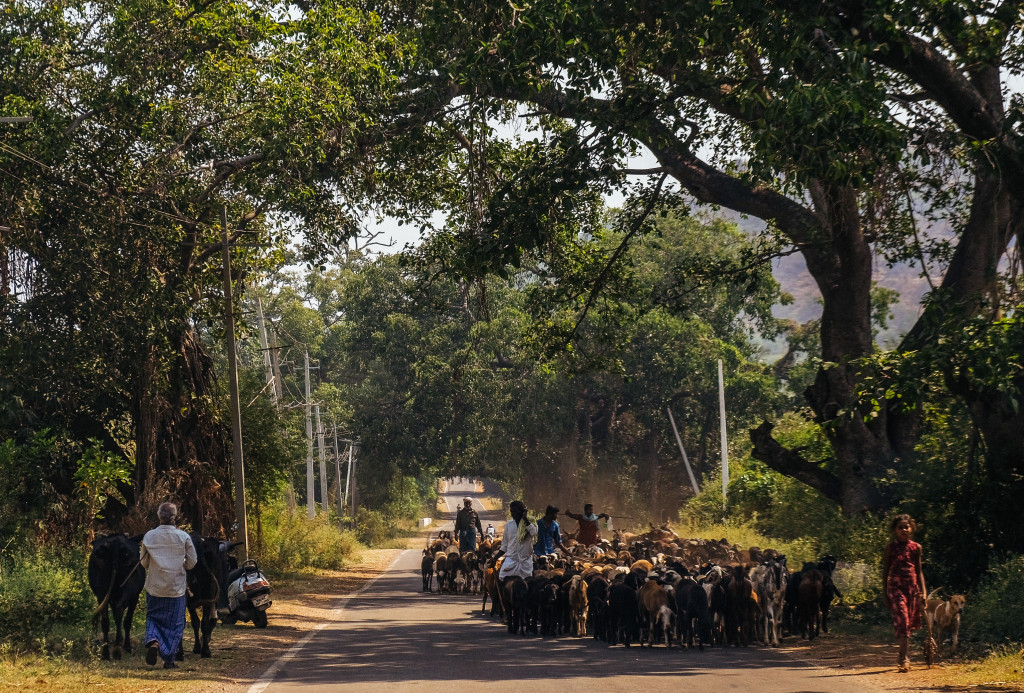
[
  {"x1": 113, "y1": 648, "x2": 122, "y2": 660},
  {"x1": 201, "y1": 650, "x2": 212, "y2": 659},
  {"x1": 101, "y1": 645, "x2": 110, "y2": 661}
]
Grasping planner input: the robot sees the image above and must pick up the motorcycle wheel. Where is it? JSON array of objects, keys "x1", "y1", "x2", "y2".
[{"x1": 254, "y1": 609, "x2": 268, "y2": 629}]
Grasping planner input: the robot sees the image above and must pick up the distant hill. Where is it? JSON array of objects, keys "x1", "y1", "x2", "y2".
[{"x1": 703, "y1": 209, "x2": 934, "y2": 361}]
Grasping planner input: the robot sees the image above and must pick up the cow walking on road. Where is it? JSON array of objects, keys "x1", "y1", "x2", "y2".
[
  {"x1": 89, "y1": 533, "x2": 146, "y2": 660},
  {"x1": 184, "y1": 535, "x2": 221, "y2": 658}
]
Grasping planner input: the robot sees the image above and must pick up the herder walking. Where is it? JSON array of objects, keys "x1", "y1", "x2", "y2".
[
  {"x1": 140, "y1": 502, "x2": 197, "y2": 669},
  {"x1": 454, "y1": 496, "x2": 483, "y2": 552}
]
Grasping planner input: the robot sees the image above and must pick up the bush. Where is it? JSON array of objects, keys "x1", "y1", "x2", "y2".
[
  {"x1": 0, "y1": 546, "x2": 93, "y2": 652},
  {"x1": 257, "y1": 502, "x2": 363, "y2": 572},
  {"x1": 966, "y1": 555, "x2": 1024, "y2": 646},
  {"x1": 355, "y1": 508, "x2": 393, "y2": 546}
]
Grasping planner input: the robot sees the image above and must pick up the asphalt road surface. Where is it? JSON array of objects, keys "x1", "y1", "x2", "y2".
[{"x1": 253, "y1": 480, "x2": 874, "y2": 693}]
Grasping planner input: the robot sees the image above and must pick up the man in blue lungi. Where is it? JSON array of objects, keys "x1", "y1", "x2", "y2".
[{"x1": 140, "y1": 502, "x2": 197, "y2": 669}]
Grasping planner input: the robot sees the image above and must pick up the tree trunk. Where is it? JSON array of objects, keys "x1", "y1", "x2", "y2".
[
  {"x1": 129, "y1": 325, "x2": 234, "y2": 535},
  {"x1": 750, "y1": 184, "x2": 894, "y2": 513}
]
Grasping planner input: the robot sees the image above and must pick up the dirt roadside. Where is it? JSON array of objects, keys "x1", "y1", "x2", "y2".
[
  {"x1": 0, "y1": 548, "x2": 404, "y2": 693},
  {"x1": 777, "y1": 626, "x2": 1023, "y2": 693}
]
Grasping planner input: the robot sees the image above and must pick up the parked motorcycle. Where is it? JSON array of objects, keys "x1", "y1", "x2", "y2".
[{"x1": 217, "y1": 541, "x2": 273, "y2": 628}]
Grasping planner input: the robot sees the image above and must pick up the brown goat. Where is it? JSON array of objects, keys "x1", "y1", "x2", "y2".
[
  {"x1": 568, "y1": 575, "x2": 589, "y2": 636},
  {"x1": 638, "y1": 578, "x2": 674, "y2": 647}
]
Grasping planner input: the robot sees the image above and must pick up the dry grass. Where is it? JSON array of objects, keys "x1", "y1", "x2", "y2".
[
  {"x1": 786, "y1": 613, "x2": 1024, "y2": 692},
  {"x1": 0, "y1": 548, "x2": 402, "y2": 693}
]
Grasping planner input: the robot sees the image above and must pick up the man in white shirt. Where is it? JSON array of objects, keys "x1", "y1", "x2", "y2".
[
  {"x1": 140, "y1": 502, "x2": 197, "y2": 669},
  {"x1": 498, "y1": 500, "x2": 537, "y2": 581}
]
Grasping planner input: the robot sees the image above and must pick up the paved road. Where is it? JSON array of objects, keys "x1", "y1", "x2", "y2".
[{"x1": 255, "y1": 481, "x2": 875, "y2": 693}]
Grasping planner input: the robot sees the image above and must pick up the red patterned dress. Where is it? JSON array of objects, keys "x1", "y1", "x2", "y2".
[{"x1": 886, "y1": 539, "x2": 922, "y2": 637}]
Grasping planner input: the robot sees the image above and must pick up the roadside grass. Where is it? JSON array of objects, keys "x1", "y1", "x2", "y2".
[{"x1": 941, "y1": 647, "x2": 1024, "y2": 688}]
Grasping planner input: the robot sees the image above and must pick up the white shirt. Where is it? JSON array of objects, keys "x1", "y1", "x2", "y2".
[
  {"x1": 140, "y1": 524, "x2": 198, "y2": 598},
  {"x1": 499, "y1": 519, "x2": 538, "y2": 579}
]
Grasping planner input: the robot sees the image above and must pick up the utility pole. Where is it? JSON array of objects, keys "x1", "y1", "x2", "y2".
[
  {"x1": 255, "y1": 296, "x2": 278, "y2": 408},
  {"x1": 314, "y1": 403, "x2": 328, "y2": 515},
  {"x1": 349, "y1": 443, "x2": 358, "y2": 529},
  {"x1": 332, "y1": 426, "x2": 343, "y2": 517},
  {"x1": 718, "y1": 359, "x2": 729, "y2": 515},
  {"x1": 304, "y1": 351, "x2": 315, "y2": 519},
  {"x1": 667, "y1": 407, "x2": 700, "y2": 495},
  {"x1": 222, "y1": 205, "x2": 248, "y2": 561},
  {"x1": 343, "y1": 440, "x2": 355, "y2": 526},
  {"x1": 268, "y1": 321, "x2": 284, "y2": 403}
]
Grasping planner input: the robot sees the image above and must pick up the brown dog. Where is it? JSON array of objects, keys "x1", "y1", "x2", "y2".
[{"x1": 924, "y1": 593, "x2": 966, "y2": 654}]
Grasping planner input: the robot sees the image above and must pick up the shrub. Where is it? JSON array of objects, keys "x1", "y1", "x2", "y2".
[
  {"x1": 966, "y1": 555, "x2": 1024, "y2": 645},
  {"x1": 0, "y1": 546, "x2": 93, "y2": 651},
  {"x1": 257, "y1": 502, "x2": 363, "y2": 572},
  {"x1": 355, "y1": 508, "x2": 393, "y2": 546}
]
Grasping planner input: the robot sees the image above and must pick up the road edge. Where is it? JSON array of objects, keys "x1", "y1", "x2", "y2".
[{"x1": 246, "y1": 549, "x2": 410, "y2": 693}]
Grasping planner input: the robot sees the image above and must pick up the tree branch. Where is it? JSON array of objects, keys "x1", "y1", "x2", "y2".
[
  {"x1": 565, "y1": 172, "x2": 669, "y2": 344},
  {"x1": 749, "y1": 420, "x2": 844, "y2": 504}
]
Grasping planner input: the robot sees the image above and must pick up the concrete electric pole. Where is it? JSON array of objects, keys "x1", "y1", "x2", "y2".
[{"x1": 222, "y1": 205, "x2": 248, "y2": 561}]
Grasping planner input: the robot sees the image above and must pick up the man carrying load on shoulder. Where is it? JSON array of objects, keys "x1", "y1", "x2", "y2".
[{"x1": 498, "y1": 500, "x2": 537, "y2": 581}]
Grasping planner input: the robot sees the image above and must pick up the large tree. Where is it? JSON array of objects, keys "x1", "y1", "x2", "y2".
[
  {"x1": 0, "y1": 0, "x2": 399, "y2": 531},
  {"x1": 361, "y1": 0, "x2": 1023, "y2": 516}
]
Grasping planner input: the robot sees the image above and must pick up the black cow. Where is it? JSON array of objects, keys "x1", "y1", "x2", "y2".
[
  {"x1": 182, "y1": 535, "x2": 220, "y2": 658},
  {"x1": 88, "y1": 534, "x2": 145, "y2": 660}
]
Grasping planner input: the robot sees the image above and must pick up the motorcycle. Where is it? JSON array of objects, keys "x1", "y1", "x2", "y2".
[{"x1": 217, "y1": 540, "x2": 273, "y2": 628}]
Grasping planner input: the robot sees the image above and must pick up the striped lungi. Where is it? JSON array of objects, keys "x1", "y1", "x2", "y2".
[{"x1": 145, "y1": 594, "x2": 187, "y2": 662}]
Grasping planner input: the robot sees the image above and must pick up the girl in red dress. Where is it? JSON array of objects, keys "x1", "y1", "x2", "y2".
[{"x1": 882, "y1": 514, "x2": 927, "y2": 672}]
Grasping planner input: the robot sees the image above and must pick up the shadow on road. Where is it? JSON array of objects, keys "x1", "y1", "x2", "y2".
[{"x1": 271, "y1": 553, "x2": 847, "y2": 691}]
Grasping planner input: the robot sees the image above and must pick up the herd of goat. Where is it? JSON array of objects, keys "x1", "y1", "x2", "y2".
[{"x1": 421, "y1": 526, "x2": 842, "y2": 649}]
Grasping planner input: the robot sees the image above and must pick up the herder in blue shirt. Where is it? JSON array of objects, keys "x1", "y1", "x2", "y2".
[{"x1": 534, "y1": 505, "x2": 567, "y2": 556}]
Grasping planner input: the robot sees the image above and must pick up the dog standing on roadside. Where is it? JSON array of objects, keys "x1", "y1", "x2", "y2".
[{"x1": 924, "y1": 592, "x2": 966, "y2": 654}]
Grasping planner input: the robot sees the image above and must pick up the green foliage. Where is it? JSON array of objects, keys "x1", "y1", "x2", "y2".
[
  {"x1": 73, "y1": 441, "x2": 132, "y2": 522},
  {"x1": 257, "y1": 502, "x2": 363, "y2": 573},
  {"x1": 237, "y1": 370, "x2": 303, "y2": 517},
  {"x1": 354, "y1": 508, "x2": 394, "y2": 547},
  {"x1": 0, "y1": 546, "x2": 92, "y2": 652},
  {"x1": 967, "y1": 556, "x2": 1024, "y2": 646},
  {"x1": 0, "y1": 431, "x2": 62, "y2": 539}
]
